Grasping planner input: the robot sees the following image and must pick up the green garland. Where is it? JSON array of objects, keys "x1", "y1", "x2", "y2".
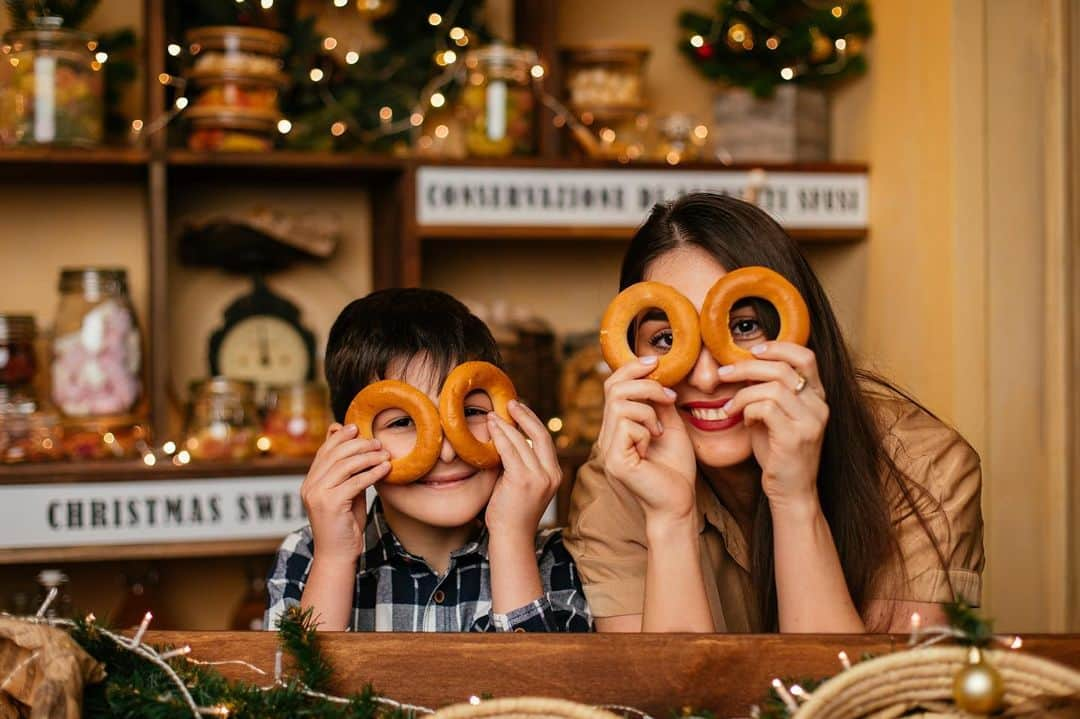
[
  {"x1": 62, "y1": 606, "x2": 412, "y2": 719},
  {"x1": 677, "y1": 0, "x2": 873, "y2": 98}
]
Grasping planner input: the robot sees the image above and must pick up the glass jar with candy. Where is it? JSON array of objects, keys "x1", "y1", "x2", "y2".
[
  {"x1": 460, "y1": 42, "x2": 536, "y2": 157},
  {"x1": 261, "y1": 382, "x2": 330, "y2": 458},
  {"x1": 51, "y1": 268, "x2": 143, "y2": 421},
  {"x1": 184, "y1": 377, "x2": 259, "y2": 461}
]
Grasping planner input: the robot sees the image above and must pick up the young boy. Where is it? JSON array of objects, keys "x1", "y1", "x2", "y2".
[{"x1": 265, "y1": 288, "x2": 591, "y2": 632}]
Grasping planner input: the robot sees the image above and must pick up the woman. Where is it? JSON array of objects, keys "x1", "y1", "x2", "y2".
[{"x1": 564, "y1": 193, "x2": 984, "y2": 633}]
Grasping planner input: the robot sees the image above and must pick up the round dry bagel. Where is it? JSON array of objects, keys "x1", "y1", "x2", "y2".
[
  {"x1": 438, "y1": 361, "x2": 517, "y2": 469},
  {"x1": 344, "y1": 379, "x2": 442, "y2": 484},
  {"x1": 599, "y1": 281, "x2": 702, "y2": 387},
  {"x1": 700, "y1": 266, "x2": 811, "y2": 365}
]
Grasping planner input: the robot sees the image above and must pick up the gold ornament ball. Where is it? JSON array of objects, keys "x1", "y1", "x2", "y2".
[
  {"x1": 725, "y1": 23, "x2": 753, "y2": 51},
  {"x1": 952, "y1": 654, "x2": 1005, "y2": 715}
]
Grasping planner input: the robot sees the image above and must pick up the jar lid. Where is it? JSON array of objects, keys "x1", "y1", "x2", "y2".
[
  {"x1": 186, "y1": 106, "x2": 280, "y2": 131},
  {"x1": 3, "y1": 22, "x2": 94, "y2": 49},
  {"x1": 58, "y1": 267, "x2": 128, "y2": 293},
  {"x1": 187, "y1": 70, "x2": 290, "y2": 89},
  {"x1": 190, "y1": 376, "x2": 256, "y2": 397},
  {"x1": 561, "y1": 44, "x2": 651, "y2": 64},
  {"x1": 0, "y1": 314, "x2": 36, "y2": 342},
  {"x1": 465, "y1": 42, "x2": 534, "y2": 70},
  {"x1": 185, "y1": 25, "x2": 289, "y2": 57}
]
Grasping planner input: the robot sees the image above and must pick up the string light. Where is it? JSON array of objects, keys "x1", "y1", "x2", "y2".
[
  {"x1": 838, "y1": 650, "x2": 852, "y2": 670},
  {"x1": 87, "y1": 40, "x2": 98, "y2": 51},
  {"x1": 771, "y1": 679, "x2": 799, "y2": 712},
  {"x1": 547, "y1": 417, "x2": 563, "y2": 432},
  {"x1": 143, "y1": 452, "x2": 158, "y2": 466},
  {"x1": 469, "y1": 696, "x2": 482, "y2": 706},
  {"x1": 161, "y1": 645, "x2": 192, "y2": 660},
  {"x1": 835, "y1": 38, "x2": 847, "y2": 50},
  {"x1": 345, "y1": 50, "x2": 359, "y2": 64},
  {"x1": 379, "y1": 106, "x2": 393, "y2": 121},
  {"x1": 260, "y1": 0, "x2": 273, "y2": 8},
  {"x1": 174, "y1": 97, "x2": 188, "y2": 110},
  {"x1": 689, "y1": 34, "x2": 704, "y2": 48},
  {"x1": 167, "y1": 43, "x2": 181, "y2": 56},
  {"x1": 831, "y1": 5, "x2": 843, "y2": 17},
  {"x1": 428, "y1": 12, "x2": 442, "y2": 25},
  {"x1": 1010, "y1": 636, "x2": 1023, "y2": 649},
  {"x1": 173, "y1": 450, "x2": 191, "y2": 466},
  {"x1": 449, "y1": 27, "x2": 465, "y2": 41},
  {"x1": 333, "y1": 0, "x2": 347, "y2": 6},
  {"x1": 910, "y1": 612, "x2": 922, "y2": 631},
  {"x1": 666, "y1": 150, "x2": 680, "y2": 165},
  {"x1": 430, "y1": 92, "x2": 446, "y2": 108},
  {"x1": 35, "y1": 587, "x2": 57, "y2": 617},
  {"x1": 309, "y1": 68, "x2": 324, "y2": 82},
  {"x1": 323, "y1": 37, "x2": 337, "y2": 51},
  {"x1": 410, "y1": 112, "x2": 423, "y2": 126},
  {"x1": 599, "y1": 127, "x2": 616, "y2": 143},
  {"x1": 274, "y1": 650, "x2": 283, "y2": 683},
  {"x1": 693, "y1": 124, "x2": 709, "y2": 140},
  {"x1": 530, "y1": 64, "x2": 544, "y2": 79},
  {"x1": 131, "y1": 612, "x2": 153, "y2": 647},
  {"x1": 780, "y1": 67, "x2": 795, "y2": 80},
  {"x1": 454, "y1": 34, "x2": 469, "y2": 47},
  {"x1": 157, "y1": 72, "x2": 170, "y2": 85},
  {"x1": 162, "y1": 440, "x2": 176, "y2": 455},
  {"x1": 442, "y1": 49, "x2": 457, "y2": 64},
  {"x1": 434, "y1": 124, "x2": 449, "y2": 139},
  {"x1": 766, "y1": 36, "x2": 779, "y2": 50},
  {"x1": 331, "y1": 121, "x2": 347, "y2": 136},
  {"x1": 277, "y1": 118, "x2": 292, "y2": 134},
  {"x1": 256, "y1": 436, "x2": 272, "y2": 452},
  {"x1": 103, "y1": 431, "x2": 116, "y2": 444}
]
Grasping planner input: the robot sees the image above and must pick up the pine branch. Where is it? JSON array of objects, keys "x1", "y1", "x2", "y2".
[{"x1": 278, "y1": 605, "x2": 334, "y2": 692}]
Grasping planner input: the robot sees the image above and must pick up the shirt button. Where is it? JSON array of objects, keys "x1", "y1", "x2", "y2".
[{"x1": 433, "y1": 590, "x2": 445, "y2": 604}]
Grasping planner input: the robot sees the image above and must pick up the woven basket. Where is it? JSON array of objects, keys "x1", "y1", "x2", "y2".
[
  {"x1": 431, "y1": 697, "x2": 624, "y2": 719},
  {"x1": 794, "y1": 647, "x2": 1080, "y2": 718}
]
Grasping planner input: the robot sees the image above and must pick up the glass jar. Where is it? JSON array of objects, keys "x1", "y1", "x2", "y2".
[
  {"x1": 0, "y1": 17, "x2": 104, "y2": 147},
  {"x1": 191, "y1": 73, "x2": 284, "y2": 114},
  {"x1": 51, "y1": 268, "x2": 143, "y2": 419},
  {"x1": 460, "y1": 43, "x2": 536, "y2": 157},
  {"x1": 185, "y1": 377, "x2": 259, "y2": 461},
  {"x1": 186, "y1": 26, "x2": 288, "y2": 83},
  {"x1": 186, "y1": 107, "x2": 277, "y2": 152},
  {"x1": 262, "y1": 382, "x2": 330, "y2": 458},
  {"x1": 562, "y1": 44, "x2": 649, "y2": 122},
  {"x1": 0, "y1": 398, "x2": 62, "y2": 463},
  {"x1": 0, "y1": 314, "x2": 37, "y2": 387}
]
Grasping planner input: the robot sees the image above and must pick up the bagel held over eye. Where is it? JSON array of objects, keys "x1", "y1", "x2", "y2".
[
  {"x1": 438, "y1": 361, "x2": 517, "y2": 469},
  {"x1": 599, "y1": 281, "x2": 702, "y2": 387},
  {"x1": 345, "y1": 379, "x2": 443, "y2": 484},
  {"x1": 700, "y1": 266, "x2": 811, "y2": 365}
]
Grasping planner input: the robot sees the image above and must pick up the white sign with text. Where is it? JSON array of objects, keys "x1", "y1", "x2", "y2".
[
  {"x1": 0, "y1": 476, "x2": 305, "y2": 548},
  {"x1": 416, "y1": 166, "x2": 868, "y2": 230}
]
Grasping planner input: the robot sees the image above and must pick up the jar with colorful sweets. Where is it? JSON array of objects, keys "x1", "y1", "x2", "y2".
[
  {"x1": 184, "y1": 377, "x2": 259, "y2": 461},
  {"x1": 60, "y1": 417, "x2": 145, "y2": 460},
  {"x1": 51, "y1": 268, "x2": 143, "y2": 419},
  {"x1": 0, "y1": 398, "x2": 63, "y2": 464},
  {"x1": 185, "y1": 26, "x2": 288, "y2": 83},
  {"x1": 191, "y1": 73, "x2": 284, "y2": 114},
  {"x1": 0, "y1": 17, "x2": 104, "y2": 147},
  {"x1": 186, "y1": 107, "x2": 277, "y2": 152},
  {"x1": 0, "y1": 315, "x2": 38, "y2": 388},
  {"x1": 262, "y1": 382, "x2": 330, "y2": 458},
  {"x1": 460, "y1": 43, "x2": 536, "y2": 157},
  {"x1": 562, "y1": 44, "x2": 649, "y2": 122}
]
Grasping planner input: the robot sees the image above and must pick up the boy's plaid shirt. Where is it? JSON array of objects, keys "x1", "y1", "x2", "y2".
[{"x1": 265, "y1": 498, "x2": 592, "y2": 632}]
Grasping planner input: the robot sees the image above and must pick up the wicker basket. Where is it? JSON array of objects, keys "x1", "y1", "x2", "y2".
[
  {"x1": 432, "y1": 697, "x2": 624, "y2": 719},
  {"x1": 793, "y1": 647, "x2": 1080, "y2": 718}
]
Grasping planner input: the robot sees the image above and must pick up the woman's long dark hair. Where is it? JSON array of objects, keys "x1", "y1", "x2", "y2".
[{"x1": 622, "y1": 193, "x2": 941, "y2": 630}]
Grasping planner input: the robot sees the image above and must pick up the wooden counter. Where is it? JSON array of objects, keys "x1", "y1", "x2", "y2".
[{"x1": 144, "y1": 632, "x2": 1080, "y2": 717}]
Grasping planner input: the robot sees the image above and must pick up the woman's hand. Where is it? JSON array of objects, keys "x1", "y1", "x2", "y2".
[
  {"x1": 484, "y1": 400, "x2": 562, "y2": 540},
  {"x1": 300, "y1": 423, "x2": 391, "y2": 566},
  {"x1": 597, "y1": 356, "x2": 698, "y2": 527},
  {"x1": 717, "y1": 342, "x2": 829, "y2": 511}
]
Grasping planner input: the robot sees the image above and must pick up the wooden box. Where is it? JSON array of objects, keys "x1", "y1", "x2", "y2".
[{"x1": 712, "y1": 85, "x2": 829, "y2": 162}]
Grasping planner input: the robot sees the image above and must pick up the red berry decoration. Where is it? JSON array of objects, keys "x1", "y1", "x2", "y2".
[{"x1": 696, "y1": 43, "x2": 714, "y2": 59}]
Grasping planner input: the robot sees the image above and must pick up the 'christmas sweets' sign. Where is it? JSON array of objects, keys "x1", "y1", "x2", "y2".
[
  {"x1": 0, "y1": 476, "x2": 304, "y2": 548},
  {"x1": 416, "y1": 166, "x2": 868, "y2": 230}
]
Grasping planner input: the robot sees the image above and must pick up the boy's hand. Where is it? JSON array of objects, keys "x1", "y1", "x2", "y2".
[
  {"x1": 483, "y1": 400, "x2": 561, "y2": 541},
  {"x1": 300, "y1": 423, "x2": 391, "y2": 566}
]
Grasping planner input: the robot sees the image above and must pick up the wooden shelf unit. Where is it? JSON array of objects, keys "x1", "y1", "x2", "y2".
[{"x1": 0, "y1": 0, "x2": 869, "y2": 564}]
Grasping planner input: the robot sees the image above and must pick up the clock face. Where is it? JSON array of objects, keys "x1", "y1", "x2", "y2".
[{"x1": 217, "y1": 315, "x2": 312, "y2": 386}]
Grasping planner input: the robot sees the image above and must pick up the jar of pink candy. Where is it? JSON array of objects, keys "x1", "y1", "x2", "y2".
[{"x1": 51, "y1": 268, "x2": 143, "y2": 419}]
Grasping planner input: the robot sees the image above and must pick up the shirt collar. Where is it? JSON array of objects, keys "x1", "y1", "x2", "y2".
[{"x1": 358, "y1": 498, "x2": 489, "y2": 576}]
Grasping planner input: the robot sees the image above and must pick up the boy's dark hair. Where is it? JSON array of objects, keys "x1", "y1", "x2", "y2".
[{"x1": 325, "y1": 288, "x2": 503, "y2": 422}]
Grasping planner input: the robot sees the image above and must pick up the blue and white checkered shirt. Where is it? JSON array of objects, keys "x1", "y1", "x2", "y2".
[{"x1": 265, "y1": 498, "x2": 592, "y2": 632}]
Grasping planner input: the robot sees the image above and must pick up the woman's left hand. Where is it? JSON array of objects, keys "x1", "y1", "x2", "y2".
[
  {"x1": 717, "y1": 341, "x2": 829, "y2": 510},
  {"x1": 483, "y1": 400, "x2": 562, "y2": 540}
]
